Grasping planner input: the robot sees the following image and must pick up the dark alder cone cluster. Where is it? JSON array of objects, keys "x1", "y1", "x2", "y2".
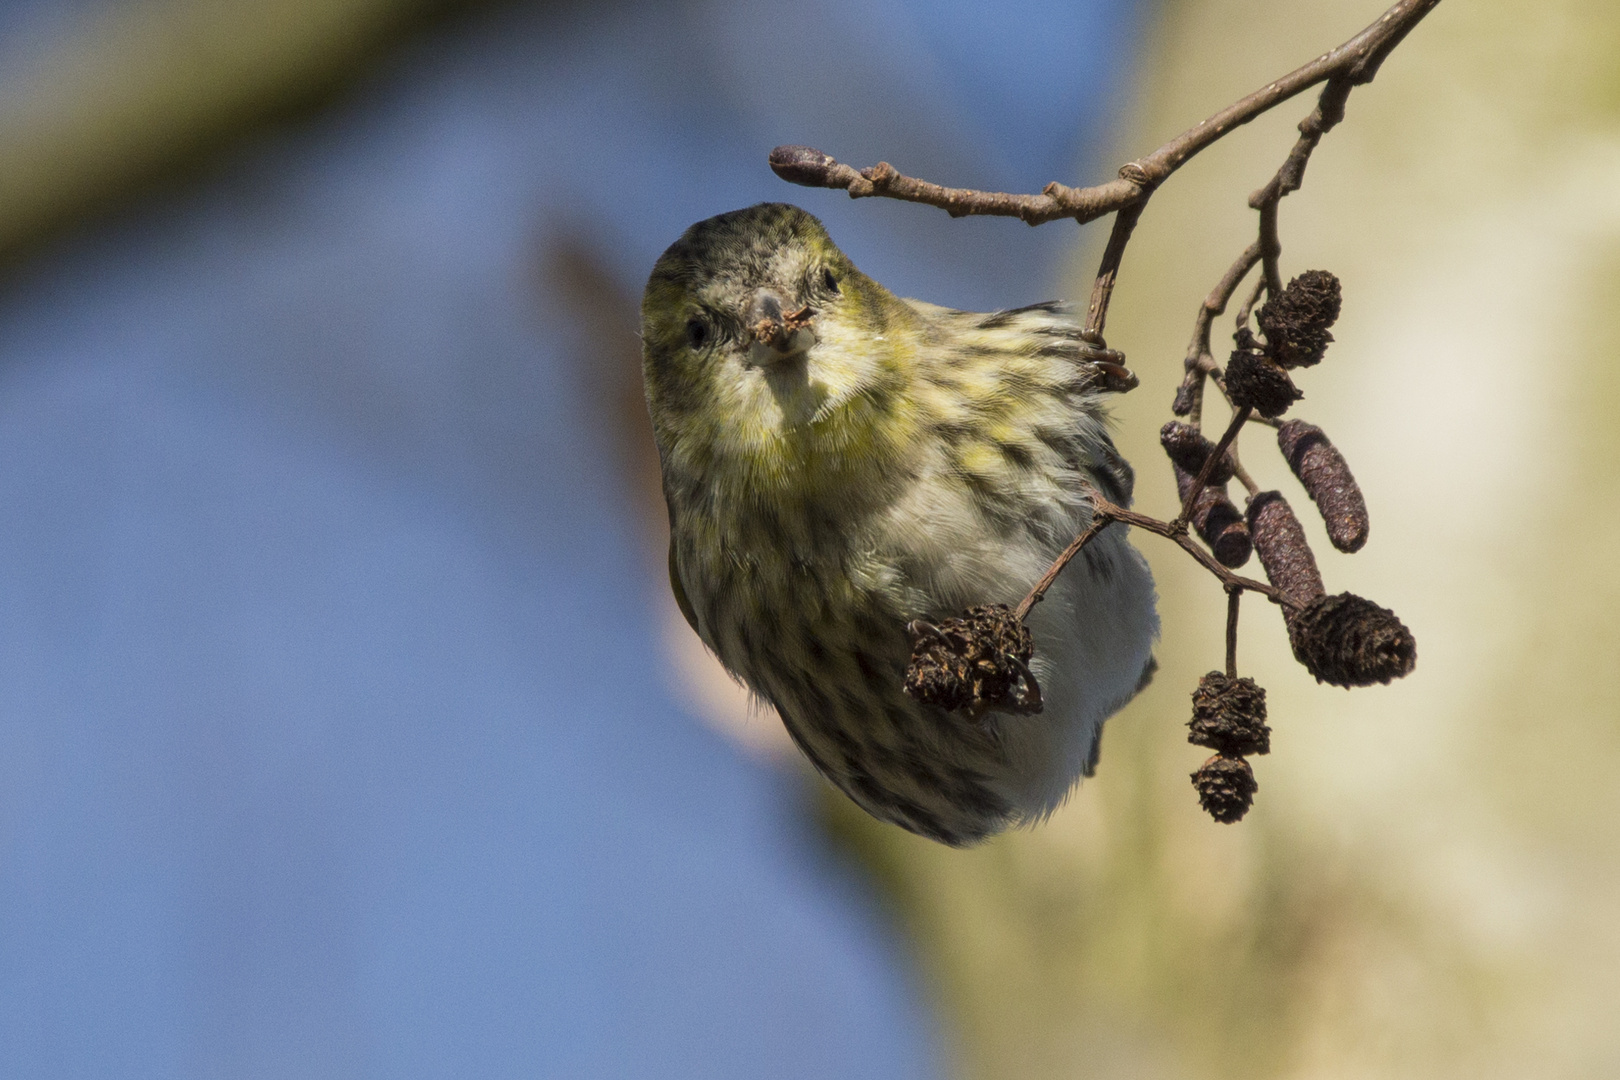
[
  {"x1": 1256, "y1": 270, "x2": 1341, "y2": 369},
  {"x1": 1191, "y1": 755, "x2": 1258, "y2": 824},
  {"x1": 1188, "y1": 672, "x2": 1270, "y2": 756},
  {"x1": 1225, "y1": 345, "x2": 1303, "y2": 419},
  {"x1": 1224, "y1": 271, "x2": 1343, "y2": 418},
  {"x1": 1290, "y1": 592, "x2": 1417, "y2": 687},
  {"x1": 1187, "y1": 672, "x2": 1269, "y2": 823},
  {"x1": 904, "y1": 604, "x2": 1043, "y2": 716},
  {"x1": 1161, "y1": 269, "x2": 1416, "y2": 824}
]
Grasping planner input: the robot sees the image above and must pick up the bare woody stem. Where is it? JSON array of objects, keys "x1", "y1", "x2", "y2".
[
  {"x1": 1235, "y1": 275, "x2": 1268, "y2": 332},
  {"x1": 1015, "y1": 512, "x2": 1112, "y2": 622},
  {"x1": 1258, "y1": 201, "x2": 1285, "y2": 299},
  {"x1": 769, "y1": 0, "x2": 1440, "y2": 224},
  {"x1": 1016, "y1": 490, "x2": 1294, "y2": 624},
  {"x1": 1174, "y1": 241, "x2": 1262, "y2": 421},
  {"x1": 1083, "y1": 196, "x2": 1150, "y2": 339},
  {"x1": 1225, "y1": 588, "x2": 1241, "y2": 678},
  {"x1": 1179, "y1": 52, "x2": 1369, "y2": 451}
]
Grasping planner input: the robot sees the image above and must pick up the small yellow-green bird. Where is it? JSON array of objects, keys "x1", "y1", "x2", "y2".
[{"x1": 643, "y1": 203, "x2": 1157, "y2": 845}]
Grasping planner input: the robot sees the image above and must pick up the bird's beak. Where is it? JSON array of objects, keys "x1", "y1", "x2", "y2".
[{"x1": 747, "y1": 288, "x2": 816, "y2": 366}]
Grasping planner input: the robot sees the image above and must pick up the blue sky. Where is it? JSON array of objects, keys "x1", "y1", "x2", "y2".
[{"x1": 0, "y1": 1, "x2": 1144, "y2": 1074}]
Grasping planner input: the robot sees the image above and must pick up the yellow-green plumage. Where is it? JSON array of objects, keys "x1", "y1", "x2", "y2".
[{"x1": 644, "y1": 203, "x2": 1157, "y2": 845}]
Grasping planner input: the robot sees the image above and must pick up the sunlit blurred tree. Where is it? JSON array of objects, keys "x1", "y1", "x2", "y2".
[{"x1": 820, "y1": 0, "x2": 1620, "y2": 1077}]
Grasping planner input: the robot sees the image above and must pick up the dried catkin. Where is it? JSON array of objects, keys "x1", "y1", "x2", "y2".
[
  {"x1": 1277, "y1": 419, "x2": 1368, "y2": 553},
  {"x1": 1256, "y1": 270, "x2": 1341, "y2": 369},
  {"x1": 1175, "y1": 463, "x2": 1252, "y2": 568},
  {"x1": 1160, "y1": 421, "x2": 1236, "y2": 485},
  {"x1": 1246, "y1": 490, "x2": 1324, "y2": 605},
  {"x1": 904, "y1": 605, "x2": 1042, "y2": 714}
]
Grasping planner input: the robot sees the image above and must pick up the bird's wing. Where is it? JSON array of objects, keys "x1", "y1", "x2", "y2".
[{"x1": 668, "y1": 536, "x2": 701, "y2": 635}]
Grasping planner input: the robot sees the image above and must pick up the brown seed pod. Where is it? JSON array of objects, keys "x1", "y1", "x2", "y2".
[
  {"x1": 1289, "y1": 592, "x2": 1417, "y2": 687},
  {"x1": 1191, "y1": 755, "x2": 1257, "y2": 823},
  {"x1": 1225, "y1": 349, "x2": 1302, "y2": 418},
  {"x1": 905, "y1": 604, "x2": 1043, "y2": 715},
  {"x1": 1246, "y1": 491, "x2": 1325, "y2": 606},
  {"x1": 1257, "y1": 270, "x2": 1342, "y2": 369},
  {"x1": 1278, "y1": 420, "x2": 1369, "y2": 553},
  {"x1": 1174, "y1": 462, "x2": 1252, "y2": 568},
  {"x1": 1160, "y1": 421, "x2": 1235, "y2": 485},
  {"x1": 1189, "y1": 672, "x2": 1270, "y2": 756}
]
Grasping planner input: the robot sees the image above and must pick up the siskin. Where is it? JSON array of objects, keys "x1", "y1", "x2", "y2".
[{"x1": 642, "y1": 203, "x2": 1158, "y2": 845}]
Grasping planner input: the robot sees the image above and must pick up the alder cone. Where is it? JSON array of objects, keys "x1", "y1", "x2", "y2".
[
  {"x1": 1191, "y1": 755, "x2": 1257, "y2": 823},
  {"x1": 1257, "y1": 270, "x2": 1341, "y2": 369},
  {"x1": 1226, "y1": 350, "x2": 1302, "y2": 418},
  {"x1": 1188, "y1": 672, "x2": 1270, "y2": 756},
  {"x1": 1290, "y1": 592, "x2": 1416, "y2": 687},
  {"x1": 905, "y1": 604, "x2": 1042, "y2": 714}
]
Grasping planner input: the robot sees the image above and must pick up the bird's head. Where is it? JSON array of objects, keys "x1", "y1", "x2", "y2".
[{"x1": 642, "y1": 204, "x2": 920, "y2": 496}]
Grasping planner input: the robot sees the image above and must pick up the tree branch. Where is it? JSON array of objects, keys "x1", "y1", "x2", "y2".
[
  {"x1": 769, "y1": 0, "x2": 1440, "y2": 226},
  {"x1": 1016, "y1": 488, "x2": 1294, "y2": 626},
  {"x1": 1225, "y1": 588, "x2": 1242, "y2": 679}
]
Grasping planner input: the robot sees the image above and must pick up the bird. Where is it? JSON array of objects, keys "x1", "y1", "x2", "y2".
[{"x1": 642, "y1": 203, "x2": 1158, "y2": 845}]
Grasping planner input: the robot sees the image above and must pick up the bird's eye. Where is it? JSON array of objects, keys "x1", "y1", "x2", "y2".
[
  {"x1": 821, "y1": 268, "x2": 840, "y2": 295},
  {"x1": 684, "y1": 317, "x2": 710, "y2": 349}
]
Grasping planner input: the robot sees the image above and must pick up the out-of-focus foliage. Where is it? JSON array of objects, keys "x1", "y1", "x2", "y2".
[
  {"x1": 0, "y1": 0, "x2": 471, "y2": 262},
  {"x1": 820, "y1": 0, "x2": 1620, "y2": 1077}
]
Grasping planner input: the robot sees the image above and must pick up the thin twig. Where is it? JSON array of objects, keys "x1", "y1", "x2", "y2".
[
  {"x1": 1095, "y1": 496, "x2": 1292, "y2": 609},
  {"x1": 1225, "y1": 588, "x2": 1242, "y2": 678},
  {"x1": 1258, "y1": 200, "x2": 1284, "y2": 300},
  {"x1": 1235, "y1": 275, "x2": 1268, "y2": 334},
  {"x1": 1192, "y1": 243, "x2": 1262, "y2": 366},
  {"x1": 1247, "y1": 74, "x2": 1357, "y2": 312},
  {"x1": 1232, "y1": 460, "x2": 1262, "y2": 496},
  {"x1": 1015, "y1": 488, "x2": 1295, "y2": 626},
  {"x1": 1174, "y1": 241, "x2": 1261, "y2": 421},
  {"x1": 1015, "y1": 512, "x2": 1113, "y2": 621},
  {"x1": 1083, "y1": 196, "x2": 1150, "y2": 339}
]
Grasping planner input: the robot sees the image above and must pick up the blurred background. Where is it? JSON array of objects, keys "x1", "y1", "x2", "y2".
[{"x1": 0, "y1": 0, "x2": 1615, "y2": 1077}]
